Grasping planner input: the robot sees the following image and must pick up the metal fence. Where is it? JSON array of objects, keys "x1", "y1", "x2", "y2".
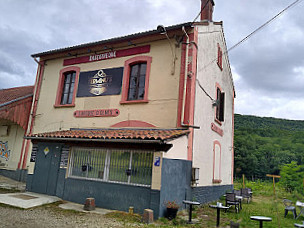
[{"x1": 68, "y1": 147, "x2": 154, "y2": 186}]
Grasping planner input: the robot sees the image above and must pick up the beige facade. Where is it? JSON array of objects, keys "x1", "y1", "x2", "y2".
[
  {"x1": 0, "y1": 120, "x2": 25, "y2": 170},
  {"x1": 32, "y1": 39, "x2": 183, "y2": 134}
]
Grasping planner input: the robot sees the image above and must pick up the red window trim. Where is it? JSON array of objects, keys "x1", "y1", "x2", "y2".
[
  {"x1": 120, "y1": 56, "x2": 152, "y2": 104},
  {"x1": 217, "y1": 43, "x2": 223, "y2": 71},
  {"x1": 54, "y1": 66, "x2": 80, "y2": 108},
  {"x1": 213, "y1": 140, "x2": 222, "y2": 184}
]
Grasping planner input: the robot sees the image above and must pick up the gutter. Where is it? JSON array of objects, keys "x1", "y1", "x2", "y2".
[{"x1": 0, "y1": 94, "x2": 33, "y2": 109}]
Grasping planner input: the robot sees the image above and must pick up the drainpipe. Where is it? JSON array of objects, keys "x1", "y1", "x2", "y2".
[
  {"x1": 20, "y1": 58, "x2": 45, "y2": 170},
  {"x1": 181, "y1": 26, "x2": 189, "y2": 126}
]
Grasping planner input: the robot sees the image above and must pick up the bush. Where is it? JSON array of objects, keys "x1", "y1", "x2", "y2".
[{"x1": 279, "y1": 161, "x2": 304, "y2": 193}]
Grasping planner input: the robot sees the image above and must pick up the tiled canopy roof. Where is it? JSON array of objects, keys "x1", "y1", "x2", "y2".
[
  {"x1": 0, "y1": 86, "x2": 34, "y2": 105},
  {"x1": 28, "y1": 129, "x2": 190, "y2": 142}
]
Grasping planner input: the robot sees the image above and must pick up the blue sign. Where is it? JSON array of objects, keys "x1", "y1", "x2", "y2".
[{"x1": 154, "y1": 156, "x2": 160, "y2": 167}]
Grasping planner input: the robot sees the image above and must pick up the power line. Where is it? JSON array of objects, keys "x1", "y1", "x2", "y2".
[{"x1": 195, "y1": 0, "x2": 303, "y2": 100}]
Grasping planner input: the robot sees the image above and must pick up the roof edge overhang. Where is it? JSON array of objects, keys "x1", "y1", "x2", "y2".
[
  {"x1": 25, "y1": 136, "x2": 165, "y2": 144},
  {"x1": 25, "y1": 136, "x2": 174, "y2": 152},
  {"x1": 31, "y1": 22, "x2": 193, "y2": 59}
]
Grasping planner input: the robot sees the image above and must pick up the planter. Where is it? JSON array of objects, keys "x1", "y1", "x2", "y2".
[{"x1": 166, "y1": 207, "x2": 178, "y2": 220}]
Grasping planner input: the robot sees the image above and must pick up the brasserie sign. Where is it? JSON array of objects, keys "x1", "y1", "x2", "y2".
[{"x1": 63, "y1": 45, "x2": 150, "y2": 66}]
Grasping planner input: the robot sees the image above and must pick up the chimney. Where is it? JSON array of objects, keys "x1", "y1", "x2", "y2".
[{"x1": 201, "y1": 0, "x2": 215, "y2": 21}]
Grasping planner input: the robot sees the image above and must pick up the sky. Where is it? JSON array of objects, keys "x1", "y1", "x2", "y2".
[{"x1": 0, "y1": 0, "x2": 303, "y2": 120}]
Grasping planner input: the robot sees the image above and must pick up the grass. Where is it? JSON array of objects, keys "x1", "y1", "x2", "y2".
[{"x1": 105, "y1": 180, "x2": 304, "y2": 227}]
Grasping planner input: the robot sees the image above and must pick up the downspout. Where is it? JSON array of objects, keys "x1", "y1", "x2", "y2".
[
  {"x1": 21, "y1": 58, "x2": 45, "y2": 170},
  {"x1": 181, "y1": 26, "x2": 189, "y2": 126}
]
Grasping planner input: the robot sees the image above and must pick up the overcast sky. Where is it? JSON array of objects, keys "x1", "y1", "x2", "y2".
[{"x1": 0, "y1": 0, "x2": 303, "y2": 120}]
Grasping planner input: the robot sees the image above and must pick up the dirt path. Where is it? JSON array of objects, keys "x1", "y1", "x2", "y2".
[{"x1": 0, "y1": 204, "x2": 127, "y2": 228}]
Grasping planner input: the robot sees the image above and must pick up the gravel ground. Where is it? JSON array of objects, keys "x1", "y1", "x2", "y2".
[{"x1": 0, "y1": 204, "x2": 129, "y2": 228}]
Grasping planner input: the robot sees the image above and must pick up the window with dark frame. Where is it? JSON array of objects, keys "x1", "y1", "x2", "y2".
[
  {"x1": 61, "y1": 71, "x2": 76, "y2": 105},
  {"x1": 216, "y1": 88, "x2": 225, "y2": 122},
  {"x1": 127, "y1": 63, "x2": 147, "y2": 101}
]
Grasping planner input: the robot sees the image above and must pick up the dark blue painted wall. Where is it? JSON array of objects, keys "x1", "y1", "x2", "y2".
[
  {"x1": 62, "y1": 177, "x2": 160, "y2": 217},
  {"x1": 159, "y1": 158, "x2": 192, "y2": 217},
  {"x1": 0, "y1": 169, "x2": 27, "y2": 182},
  {"x1": 192, "y1": 184, "x2": 233, "y2": 204}
]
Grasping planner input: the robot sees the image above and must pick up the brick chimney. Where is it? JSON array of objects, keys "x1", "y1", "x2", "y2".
[{"x1": 201, "y1": 0, "x2": 215, "y2": 21}]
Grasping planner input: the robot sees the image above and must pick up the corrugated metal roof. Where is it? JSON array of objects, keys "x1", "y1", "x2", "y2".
[{"x1": 31, "y1": 22, "x2": 192, "y2": 58}]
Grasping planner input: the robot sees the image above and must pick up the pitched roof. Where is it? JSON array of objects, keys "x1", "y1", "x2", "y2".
[
  {"x1": 27, "y1": 128, "x2": 189, "y2": 142},
  {"x1": 0, "y1": 86, "x2": 34, "y2": 106},
  {"x1": 31, "y1": 22, "x2": 192, "y2": 58}
]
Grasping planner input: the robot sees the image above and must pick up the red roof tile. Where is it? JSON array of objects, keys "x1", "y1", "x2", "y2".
[
  {"x1": 0, "y1": 86, "x2": 34, "y2": 105},
  {"x1": 29, "y1": 129, "x2": 190, "y2": 141}
]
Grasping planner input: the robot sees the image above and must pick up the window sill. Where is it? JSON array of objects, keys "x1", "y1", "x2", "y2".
[
  {"x1": 214, "y1": 118, "x2": 223, "y2": 126},
  {"x1": 120, "y1": 99, "x2": 149, "y2": 104},
  {"x1": 212, "y1": 179, "x2": 222, "y2": 184},
  {"x1": 54, "y1": 104, "x2": 75, "y2": 108}
]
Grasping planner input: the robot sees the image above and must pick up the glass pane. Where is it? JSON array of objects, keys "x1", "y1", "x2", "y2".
[
  {"x1": 70, "y1": 148, "x2": 89, "y2": 178},
  {"x1": 108, "y1": 150, "x2": 130, "y2": 183},
  {"x1": 130, "y1": 151, "x2": 153, "y2": 185},
  {"x1": 128, "y1": 88, "x2": 137, "y2": 100},
  {"x1": 63, "y1": 83, "x2": 70, "y2": 94},
  {"x1": 61, "y1": 93, "x2": 68, "y2": 105},
  {"x1": 138, "y1": 87, "x2": 145, "y2": 100},
  {"x1": 139, "y1": 75, "x2": 145, "y2": 88},
  {"x1": 139, "y1": 63, "x2": 147, "y2": 75},
  {"x1": 87, "y1": 148, "x2": 107, "y2": 179},
  {"x1": 71, "y1": 72, "x2": 76, "y2": 83},
  {"x1": 129, "y1": 76, "x2": 137, "y2": 89},
  {"x1": 65, "y1": 73, "x2": 71, "y2": 84},
  {"x1": 130, "y1": 65, "x2": 139, "y2": 76},
  {"x1": 68, "y1": 93, "x2": 73, "y2": 104}
]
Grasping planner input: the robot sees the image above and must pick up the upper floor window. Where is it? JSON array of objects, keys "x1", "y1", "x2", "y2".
[
  {"x1": 216, "y1": 87, "x2": 225, "y2": 122},
  {"x1": 128, "y1": 63, "x2": 147, "y2": 100},
  {"x1": 61, "y1": 71, "x2": 76, "y2": 105},
  {"x1": 120, "y1": 56, "x2": 152, "y2": 104},
  {"x1": 54, "y1": 66, "x2": 80, "y2": 107},
  {"x1": 217, "y1": 43, "x2": 223, "y2": 70}
]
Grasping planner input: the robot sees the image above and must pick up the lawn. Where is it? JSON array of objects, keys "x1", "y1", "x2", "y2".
[{"x1": 114, "y1": 180, "x2": 304, "y2": 227}]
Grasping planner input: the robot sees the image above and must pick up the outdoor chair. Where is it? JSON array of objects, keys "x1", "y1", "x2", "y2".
[
  {"x1": 232, "y1": 189, "x2": 242, "y2": 209},
  {"x1": 225, "y1": 192, "x2": 241, "y2": 213},
  {"x1": 241, "y1": 188, "x2": 251, "y2": 203},
  {"x1": 283, "y1": 199, "x2": 297, "y2": 219}
]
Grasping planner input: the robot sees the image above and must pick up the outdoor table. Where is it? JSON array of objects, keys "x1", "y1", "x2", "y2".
[
  {"x1": 296, "y1": 201, "x2": 304, "y2": 219},
  {"x1": 250, "y1": 216, "x2": 272, "y2": 228},
  {"x1": 209, "y1": 203, "x2": 230, "y2": 227},
  {"x1": 182, "y1": 200, "x2": 200, "y2": 223},
  {"x1": 294, "y1": 222, "x2": 304, "y2": 227}
]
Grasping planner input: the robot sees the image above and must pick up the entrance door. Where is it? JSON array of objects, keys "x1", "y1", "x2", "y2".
[{"x1": 31, "y1": 143, "x2": 62, "y2": 195}]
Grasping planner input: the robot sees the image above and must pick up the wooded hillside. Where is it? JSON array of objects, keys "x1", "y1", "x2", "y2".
[{"x1": 234, "y1": 114, "x2": 304, "y2": 179}]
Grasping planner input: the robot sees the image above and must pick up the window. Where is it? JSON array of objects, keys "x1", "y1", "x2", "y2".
[
  {"x1": 120, "y1": 56, "x2": 152, "y2": 104},
  {"x1": 213, "y1": 141, "x2": 222, "y2": 183},
  {"x1": 68, "y1": 147, "x2": 154, "y2": 186},
  {"x1": 61, "y1": 71, "x2": 76, "y2": 105},
  {"x1": 216, "y1": 87, "x2": 225, "y2": 122},
  {"x1": 54, "y1": 66, "x2": 80, "y2": 107},
  {"x1": 128, "y1": 63, "x2": 146, "y2": 100},
  {"x1": 217, "y1": 43, "x2": 223, "y2": 70}
]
